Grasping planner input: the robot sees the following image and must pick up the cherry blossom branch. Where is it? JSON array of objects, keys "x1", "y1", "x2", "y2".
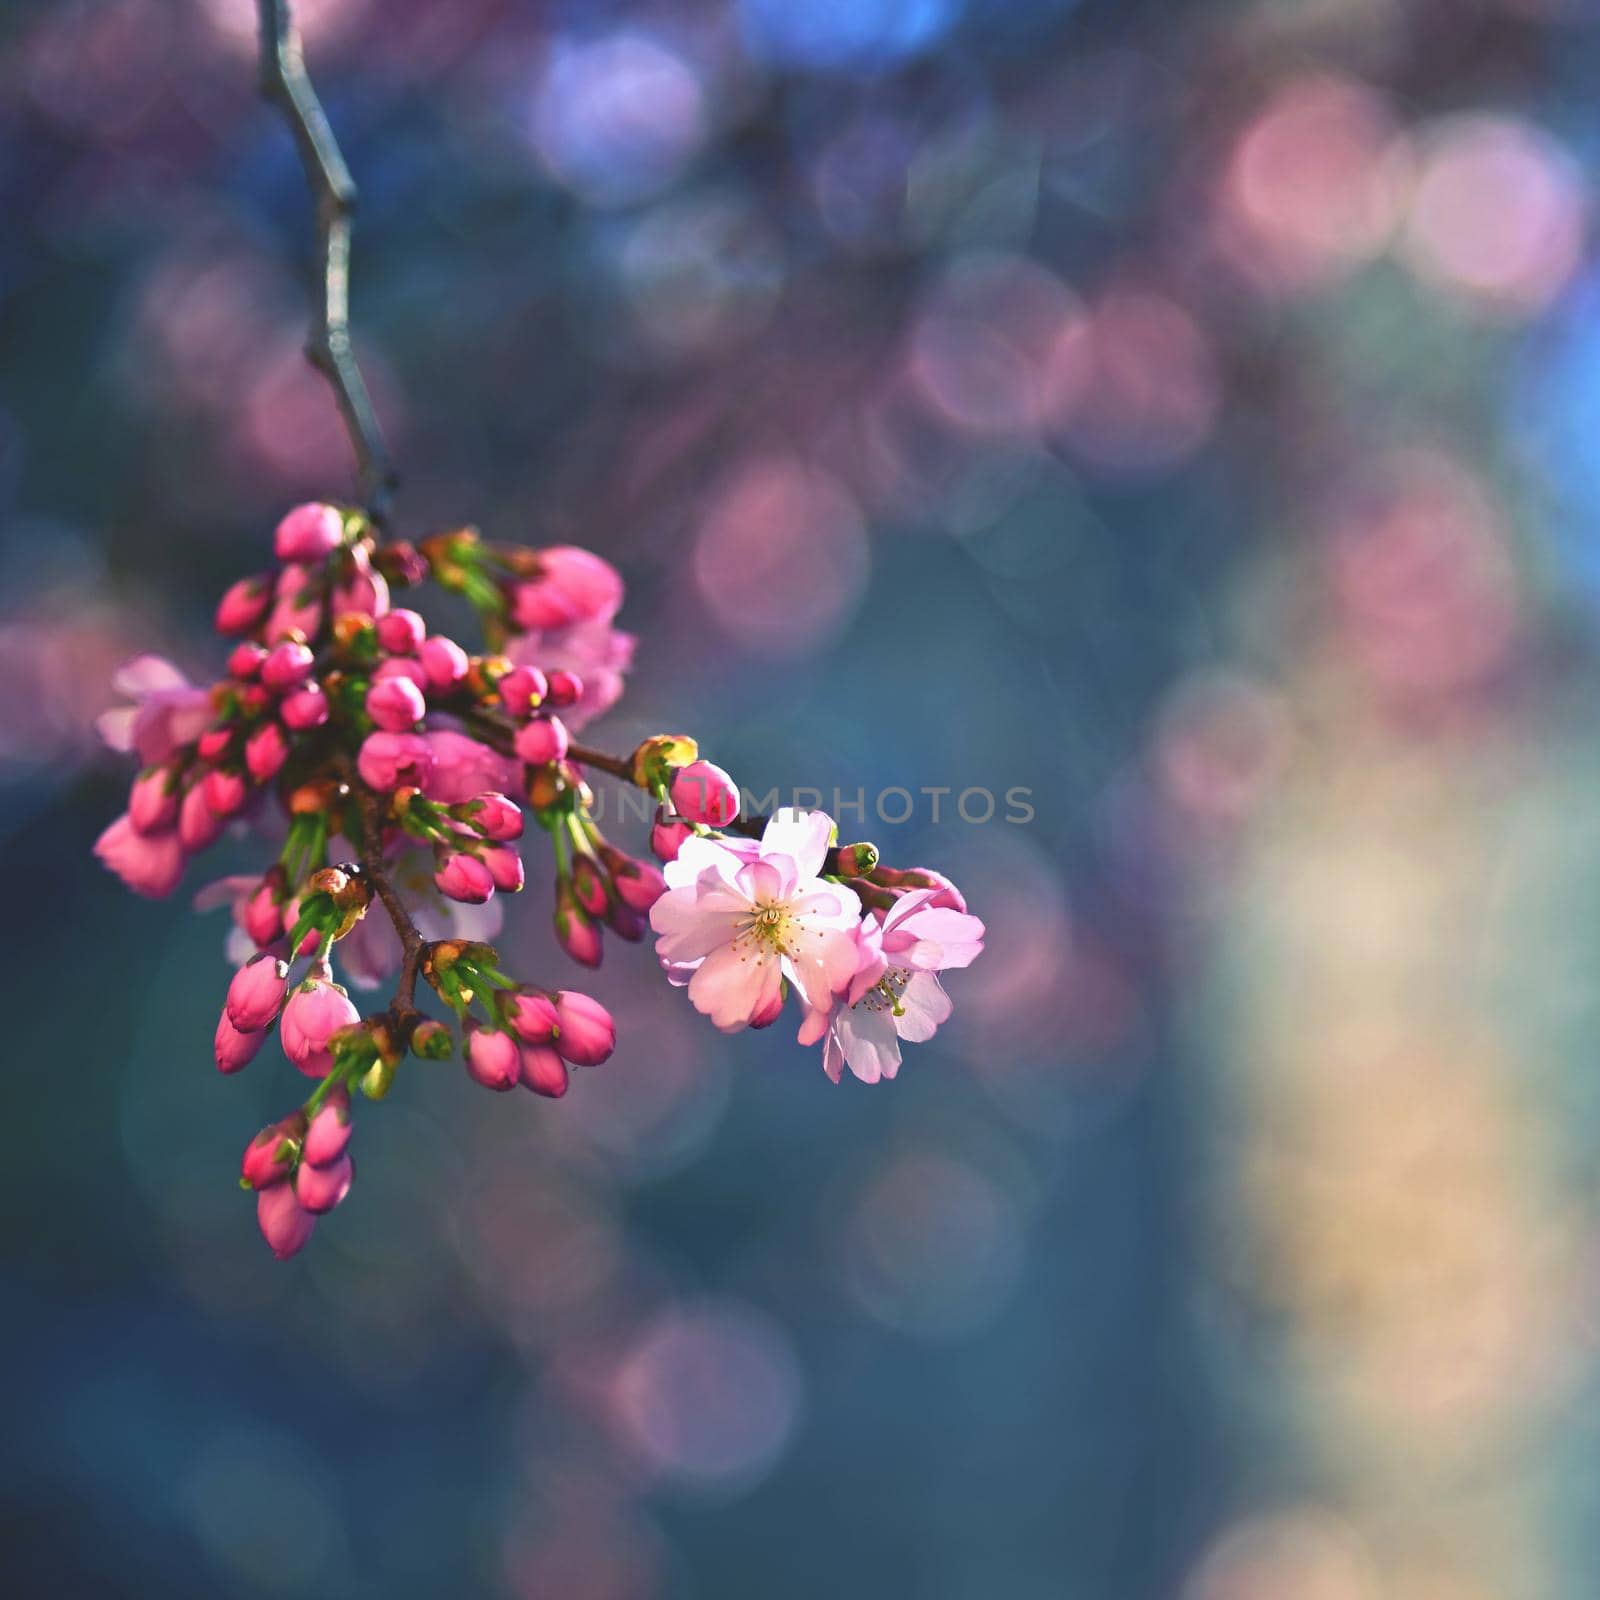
[
  {"x1": 334, "y1": 754, "x2": 429, "y2": 1041},
  {"x1": 256, "y1": 0, "x2": 397, "y2": 523}
]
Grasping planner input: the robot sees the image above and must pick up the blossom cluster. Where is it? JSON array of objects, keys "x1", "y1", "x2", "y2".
[{"x1": 96, "y1": 503, "x2": 982, "y2": 1259}]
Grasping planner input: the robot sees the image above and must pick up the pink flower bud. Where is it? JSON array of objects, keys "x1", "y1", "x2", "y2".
[
  {"x1": 376, "y1": 608, "x2": 426, "y2": 654},
  {"x1": 545, "y1": 669, "x2": 583, "y2": 707},
  {"x1": 280, "y1": 978, "x2": 361, "y2": 1078},
  {"x1": 204, "y1": 767, "x2": 249, "y2": 818},
  {"x1": 514, "y1": 714, "x2": 569, "y2": 766},
  {"x1": 258, "y1": 1184, "x2": 317, "y2": 1259},
  {"x1": 897, "y1": 867, "x2": 968, "y2": 912},
  {"x1": 669, "y1": 760, "x2": 739, "y2": 827},
  {"x1": 357, "y1": 730, "x2": 434, "y2": 792},
  {"x1": 281, "y1": 683, "x2": 330, "y2": 730},
  {"x1": 242, "y1": 1112, "x2": 305, "y2": 1189},
  {"x1": 749, "y1": 986, "x2": 785, "y2": 1029},
  {"x1": 483, "y1": 846, "x2": 525, "y2": 893},
  {"x1": 553, "y1": 990, "x2": 615, "y2": 1065},
  {"x1": 507, "y1": 992, "x2": 560, "y2": 1044},
  {"x1": 366, "y1": 674, "x2": 426, "y2": 731},
  {"x1": 226, "y1": 953, "x2": 289, "y2": 1031},
  {"x1": 519, "y1": 1044, "x2": 569, "y2": 1098},
  {"x1": 508, "y1": 546, "x2": 623, "y2": 630},
  {"x1": 179, "y1": 781, "x2": 224, "y2": 852},
  {"x1": 331, "y1": 547, "x2": 388, "y2": 621},
  {"x1": 554, "y1": 889, "x2": 603, "y2": 967},
  {"x1": 294, "y1": 1154, "x2": 353, "y2": 1214},
  {"x1": 265, "y1": 602, "x2": 324, "y2": 645},
  {"x1": 435, "y1": 851, "x2": 495, "y2": 904},
  {"x1": 462, "y1": 792, "x2": 523, "y2": 841},
  {"x1": 498, "y1": 665, "x2": 547, "y2": 719},
  {"x1": 650, "y1": 811, "x2": 693, "y2": 861},
  {"x1": 197, "y1": 728, "x2": 232, "y2": 763},
  {"x1": 275, "y1": 501, "x2": 344, "y2": 562},
  {"x1": 279, "y1": 898, "x2": 320, "y2": 957},
  {"x1": 572, "y1": 856, "x2": 608, "y2": 916},
  {"x1": 238, "y1": 684, "x2": 272, "y2": 718},
  {"x1": 267, "y1": 563, "x2": 322, "y2": 640},
  {"x1": 606, "y1": 902, "x2": 645, "y2": 942},
  {"x1": 245, "y1": 721, "x2": 290, "y2": 783},
  {"x1": 611, "y1": 856, "x2": 666, "y2": 912},
  {"x1": 228, "y1": 641, "x2": 267, "y2": 679},
  {"x1": 466, "y1": 1025, "x2": 521, "y2": 1091},
  {"x1": 94, "y1": 813, "x2": 186, "y2": 898},
  {"x1": 215, "y1": 573, "x2": 273, "y2": 635},
  {"x1": 214, "y1": 1010, "x2": 267, "y2": 1073},
  {"x1": 243, "y1": 879, "x2": 283, "y2": 946},
  {"x1": 128, "y1": 768, "x2": 178, "y2": 834},
  {"x1": 261, "y1": 640, "x2": 315, "y2": 691},
  {"x1": 373, "y1": 655, "x2": 428, "y2": 690},
  {"x1": 419, "y1": 634, "x2": 469, "y2": 692},
  {"x1": 302, "y1": 1086, "x2": 353, "y2": 1165}
]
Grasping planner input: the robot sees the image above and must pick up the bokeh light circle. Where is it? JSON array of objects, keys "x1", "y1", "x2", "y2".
[
  {"x1": 1399, "y1": 114, "x2": 1586, "y2": 316},
  {"x1": 610, "y1": 1299, "x2": 804, "y2": 1496},
  {"x1": 693, "y1": 455, "x2": 869, "y2": 655}
]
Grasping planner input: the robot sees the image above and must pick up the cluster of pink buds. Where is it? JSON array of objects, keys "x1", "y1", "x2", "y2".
[{"x1": 97, "y1": 502, "x2": 982, "y2": 1261}]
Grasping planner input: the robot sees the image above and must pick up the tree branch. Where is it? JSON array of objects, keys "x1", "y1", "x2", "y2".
[
  {"x1": 337, "y1": 760, "x2": 429, "y2": 1040},
  {"x1": 257, "y1": 0, "x2": 397, "y2": 524}
]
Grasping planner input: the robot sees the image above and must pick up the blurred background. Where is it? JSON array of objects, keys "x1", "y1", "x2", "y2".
[{"x1": 6, "y1": 0, "x2": 1600, "y2": 1594}]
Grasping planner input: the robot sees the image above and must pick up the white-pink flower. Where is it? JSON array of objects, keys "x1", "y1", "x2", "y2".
[
  {"x1": 800, "y1": 889, "x2": 986, "y2": 1085},
  {"x1": 97, "y1": 655, "x2": 212, "y2": 766},
  {"x1": 649, "y1": 809, "x2": 859, "y2": 1031}
]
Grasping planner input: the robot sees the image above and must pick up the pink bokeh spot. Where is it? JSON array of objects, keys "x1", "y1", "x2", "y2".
[{"x1": 692, "y1": 456, "x2": 868, "y2": 655}]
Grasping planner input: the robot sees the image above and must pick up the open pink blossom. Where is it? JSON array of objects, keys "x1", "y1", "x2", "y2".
[
  {"x1": 97, "y1": 656, "x2": 212, "y2": 766},
  {"x1": 648, "y1": 809, "x2": 859, "y2": 1031},
  {"x1": 94, "y1": 813, "x2": 186, "y2": 898},
  {"x1": 508, "y1": 545, "x2": 623, "y2": 630},
  {"x1": 419, "y1": 728, "x2": 519, "y2": 804},
  {"x1": 800, "y1": 891, "x2": 986, "y2": 1085},
  {"x1": 358, "y1": 730, "x2": 435, "y2": 792}
]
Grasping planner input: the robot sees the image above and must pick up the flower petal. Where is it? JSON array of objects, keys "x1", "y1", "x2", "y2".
[
  {"x1": 95, "y1": 706, "x2": 138, "y2": 753},
  {"x1": 112, "y1": 654, "x2": 188, "y2": 697},
  {"x1": 834, "y1": 1007, "x2": 902, "y2": 1084},
  {"x1": 687, "y1": 942, "x2": 783, "y2": 1031},
  {"x1": 760, "y1": 808, "x2": 834, "y2": 881},
  {"x1": 894, "y1": 972, "x2": 952, "y2": 1043}
]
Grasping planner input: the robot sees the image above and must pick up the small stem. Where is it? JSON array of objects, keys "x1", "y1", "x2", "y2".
[
  {"x1": 302, "y1": 1055, "x2": 352, "y2": 1117},
  {"x1": 337, "y1": 758, "x2": 430, "y2": 1041},
  {"x1": 566, "y1": 741, "x2": 633, "y2": 782}
]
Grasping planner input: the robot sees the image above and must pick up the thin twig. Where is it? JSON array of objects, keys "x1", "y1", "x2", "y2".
[
  {"x1": 336, "y1": 759, "x2": 429, "y2": 1040},
  {"x1": 257, "y1": 0, "x2": 397, "y2": 523}
]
